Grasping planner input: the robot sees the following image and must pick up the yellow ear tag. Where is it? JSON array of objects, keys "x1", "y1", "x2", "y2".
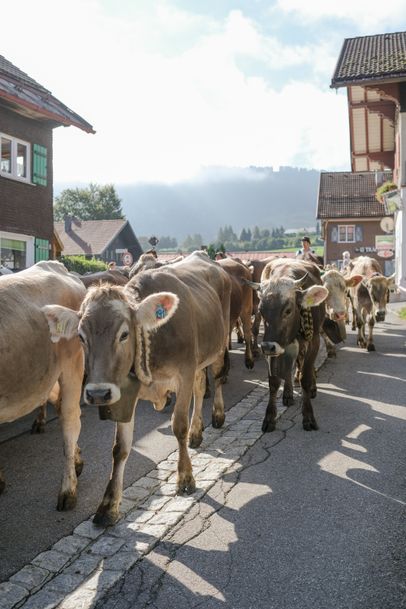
[
  {"x1": 56, "y1": 321, "x2": 66, "y2": 335},
  {"x1": 306, "y1": 295, "x2": 315, "y2": 306}
]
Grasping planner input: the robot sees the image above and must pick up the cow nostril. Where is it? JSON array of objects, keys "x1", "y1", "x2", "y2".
[
  {"x1": 85, "y1": 390, "x2": 94, "y2": 404},
  {"x1": 103, "y1": 388, "x2": 112, "y2": 402}
]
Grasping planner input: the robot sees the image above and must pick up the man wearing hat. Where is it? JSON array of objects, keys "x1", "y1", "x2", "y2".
[{"x1": 296, "y1": 236, "x2": 315, "y2": 257}]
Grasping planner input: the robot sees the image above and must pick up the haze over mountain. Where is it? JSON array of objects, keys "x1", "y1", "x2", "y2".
[{"x1": 55, "y1": 166, "x2": 321, "y2": 243}]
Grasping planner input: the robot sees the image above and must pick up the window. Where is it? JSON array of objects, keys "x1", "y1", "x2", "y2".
[
  {"x1": 338, "y1": 225, "x2": 355, "y2": 243},
  {"x1": 0, "y1": 133, "x2": 30, "y2": 183},
  {"x1": 0, "y1": 232, "x2": 35, "y2": 270}
]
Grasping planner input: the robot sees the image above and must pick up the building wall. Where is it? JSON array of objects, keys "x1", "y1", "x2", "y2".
[
  {"x1": 324, "y1": 218, "x2": 395, "y2": 274},
  {"x1": 0, "y1": 104, "x2": 54, "y2": 241},
  {"x1": 102, "y1": 224, "x2": 143, "y2": 264}
]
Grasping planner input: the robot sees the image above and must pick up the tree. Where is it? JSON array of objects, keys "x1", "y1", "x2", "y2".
[{"x1": 54, "y1": 183, "x2": 124, "y2": 221}]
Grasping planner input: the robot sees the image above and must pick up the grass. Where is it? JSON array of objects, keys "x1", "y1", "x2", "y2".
[{"x1": 398, "y1": 307, "x2": 406, "y2": 320}]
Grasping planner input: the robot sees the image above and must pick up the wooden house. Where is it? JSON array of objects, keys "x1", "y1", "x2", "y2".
[
  {"x1": 55, "y1": 217, "x2": 143, "y2": 266},
  {"x1": 331, "y1": 31, "x2": 406, "y2": 288},
  {"x1": 317, "y1": 171, "x2": 395, "y2": 275},
  {"x1": 0, "y1": 55, "x2": 94, "y2": 271}
]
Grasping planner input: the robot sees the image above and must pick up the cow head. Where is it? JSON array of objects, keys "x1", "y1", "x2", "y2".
[
  {"x1": 248, "y1": 275, "x2": 328, "y2": 358},
  {"x1": 362, "y1": 273, "x2": 395, "y2": 322},
  {"x1": 42, "y1": 285, "x2": 179, "y2": 407},
  {"x1": 322, "y1": 270, "x2": 363, "y2": 340}
]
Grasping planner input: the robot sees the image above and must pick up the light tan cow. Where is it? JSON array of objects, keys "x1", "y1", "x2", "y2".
[
  {"x1": 348, "y1": 256, "x2": 395, "y2": 351},
  {"x1": 42, "y1": 251, "x2": 231, "y2": 526},
  {"x1": 0, "y1": 261, "x2": 86, "y2": 508}
]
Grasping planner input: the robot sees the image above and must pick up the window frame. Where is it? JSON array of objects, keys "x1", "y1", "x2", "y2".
[
  {"x1": 337, "y1": 224, "x2": 356, "y2": 243},
  {"x1": 0, "y1": 132, "x2": 31, "y2": 184}
]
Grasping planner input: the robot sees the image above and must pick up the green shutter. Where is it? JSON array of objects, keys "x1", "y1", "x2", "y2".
[
  {"x1": 35, "y1": 238, "x2": 49, "y2": 262},
  {"x1": 32, "y1": 144, "x2": 47, "y2": 186}
]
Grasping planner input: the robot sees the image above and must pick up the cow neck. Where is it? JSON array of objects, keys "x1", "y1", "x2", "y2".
[
  {"x1": 134, "y1": 325, "x2": 153, "y2": 385},
  {"x1": 299, "y1": 307, "x2": 314, "y2": 341}
]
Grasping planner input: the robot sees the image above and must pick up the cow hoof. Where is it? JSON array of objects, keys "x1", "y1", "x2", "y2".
[
  {"x1": 245, "y1": 359, "x2": 255, "y2": 370},
  {"x1": 303, "y1": 420, "x2": 318, "y2": 431},
  {"x1": 31, "y1": 420, "x2": 46, "y2": 434},
  {"x1": 283, "y1": 395, "x2": 294, "y2": 406},
  {"x1": 57, "y1": 490, "x2": 77, "y2": 511},
  {"x1": 367, "y1": 344, "x2": 376, "y2": 352},
  {"x1": 188, "y1": 433, "x2": 203, "y2": 449},
  {"x1": 212, "y1": 413, "x2": 225, "y2": 428},
  {"x1": 93, "y1": 510, "x2": 119, "y2": 527},
  {"x1": 177, "y1": 475, "x2": 196, "y2": 495},
  {"x1": 261, "y1": 419, "x2": 275, "y2": 433}
]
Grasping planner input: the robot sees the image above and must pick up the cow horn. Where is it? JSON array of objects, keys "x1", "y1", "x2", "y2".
[
  {"x1": 293, "y1": 272, "x2": 308, "y2": 288},
  {"x1": 242, "y1": 278, "x2": 261, "y2": 291}
]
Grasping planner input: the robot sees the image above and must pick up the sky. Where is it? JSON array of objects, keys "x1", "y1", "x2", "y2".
[{"x1": 2, "y1": 0, "x2": 406, "y2": 185}]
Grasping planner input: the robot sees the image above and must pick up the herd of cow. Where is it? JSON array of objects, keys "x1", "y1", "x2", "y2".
[{"x1": 0, "y1": 250, "x2": 395, "y2": 527}]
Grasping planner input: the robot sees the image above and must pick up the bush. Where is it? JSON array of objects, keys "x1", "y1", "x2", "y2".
[
  {"x1": 375, "y1": 181, "x2": 397, "y2": 203},
  {"x1": 59, "y1": 255, "x2": 107, "y2": 274}
]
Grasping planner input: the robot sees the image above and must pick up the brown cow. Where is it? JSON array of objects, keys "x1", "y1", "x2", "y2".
[
  {"x1": 248, "y1": 258, "x2": 328, "y2": 432},
  {"x1": 0, "y1": 261, "x2": 85, "y2": 508},
  {"x1": 245, "y1": 257, "x2": 276, "y2": 355},
  {"x1": 348, "y1": 256, "x2": 395, "y2": 351},
  {"x1": 216, "y1": 257, "x2": 254, "y2": 370},
  {"x1": 42, "y1": 251, "x2": 231, "y2": 526}
]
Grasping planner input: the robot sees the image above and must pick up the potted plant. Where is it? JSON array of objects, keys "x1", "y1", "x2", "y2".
[{"x1": 375, "y1": 180, "x2": 397, "y2": 204}]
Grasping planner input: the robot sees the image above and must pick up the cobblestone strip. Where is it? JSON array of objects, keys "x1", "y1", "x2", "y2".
[{"x1": 0, "y1": 384, "x2": 288, "y2": 609}]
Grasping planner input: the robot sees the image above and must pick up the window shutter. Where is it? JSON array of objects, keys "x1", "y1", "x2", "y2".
[
  {"x1": 35, "y1": 238, "x2": 50, "y2": 262},
  {"x1": 32, "y1": 144, "x2": 47, "y2": 186},
  {"x1": 355, "y1": 226, "x2": 363, "y2": 242}
]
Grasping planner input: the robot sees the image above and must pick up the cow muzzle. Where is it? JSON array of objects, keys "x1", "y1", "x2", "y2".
[
  {"x1": 375, "y1": 310, "x2": 386, "y2": 322},
  {"x1": 261, "y1": 341, "x2": 285, "y2": 357},
  {"x1": 84, "y1": 383, "x2": 121, "y2": 405}
]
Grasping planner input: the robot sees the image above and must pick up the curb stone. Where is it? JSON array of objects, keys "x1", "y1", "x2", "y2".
[{"x1": 2, "y1": 347, "x2": 327, "y2": 609}]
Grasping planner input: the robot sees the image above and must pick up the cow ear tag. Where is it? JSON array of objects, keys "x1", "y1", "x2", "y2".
[{"x1": 155, "y1": 303, "x2": 167, "y2": 320}]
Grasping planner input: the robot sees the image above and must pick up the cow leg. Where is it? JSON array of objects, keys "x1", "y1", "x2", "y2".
[
  {"x1": 172, "y1": 385, "x2": 195, "y2": 495},
  {"x1": 252, "y1": 312, "x2": 261, "y2": 357},
  {"x1": 211, "y1": 349, "x2": 229, "y2": 429},
  {"x1": 31, "y1": 403, "x2": 48, "y2": 434},
  {"x1": 94, "y1": 416, "x2": 135, "y2": 526},
  {"x1": 367, "y1": 315, "x2": 376, "y2": 352},
  {"x1": 356, "y1": 309, "x2": 367, "y2": 348},
  {"x1": 56, "y1": 353, "x2": 84, "y2": 511},
  {"x1": 235, "y1": 318, "x2": 244, "y2": 344},
  {"x1": 263, "y1": 373, "x2": 281, "y2": 432},
  {"x1": 322, "y1": 331, "x2": 336, "y2": 358},
  {"x1": 241, "y1": 310, "x2": 254, "y2": 370},
  {"x1": 189, "y1": 369, "x2": 206, "y2": 448},
  {"x1": 300, "y1": 335, "x2": 319, "y2": 431}
]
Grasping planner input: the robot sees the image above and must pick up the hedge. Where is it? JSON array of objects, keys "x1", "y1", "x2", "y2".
[{"x1": 59, "y1": 255, "x2": 107, "y2": 274}]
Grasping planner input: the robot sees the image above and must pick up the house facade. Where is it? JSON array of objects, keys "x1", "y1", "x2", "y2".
[
  {"x1": 0, "y1": 55, "x2": 93, "y2": 271},
  {"x1": 55, "y1": 218, "x2": 143, "y2": 266},
  {"x1": 317, "y1": 171, "x2": 395, "y2": 274},
  {"x1": 331, "y1": 31, "x2": 406, "y2": 289}
]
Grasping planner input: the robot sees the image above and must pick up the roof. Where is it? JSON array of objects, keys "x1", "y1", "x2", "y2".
[
  {"x1": 0, "y1": 55, "x2": 94, "y2": 133},
  {"x1": 331, "y1": 31, "x2": 406, "y2": 88},
  {"x1": 55, "y1": 219, "x2": 128, "y2": 256},
  {"x1": 317, "y1": 171, "x2": 393, "y2": 219}
]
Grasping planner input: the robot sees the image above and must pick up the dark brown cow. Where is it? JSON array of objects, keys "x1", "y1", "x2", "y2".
[
  {"x1": 0, "y1": 261, "x2": 86, "y2": 507},
  {"x1": 245, "y1": 257, "x2": 276, "y2": 355},
  {"x1": 248, "y1": 259, "x2": 328, "y2": 432},
  {"x1": 43, "y1": 251, "x2": 231, "y2": 526},
  {"x1": 348, "y1": 256, "x2": 395, "y2": 351},
  {"x1": 216, "y1": 257, "x2": 254, "y2": 370}
]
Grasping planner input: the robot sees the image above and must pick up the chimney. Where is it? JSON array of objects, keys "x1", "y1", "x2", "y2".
[{"x1": 64, "y1": 214, "x2": 72, "y2": 232}]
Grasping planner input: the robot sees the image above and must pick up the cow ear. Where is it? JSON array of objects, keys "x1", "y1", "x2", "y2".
[
  {"x1": 386, "y1": 273, "x2": 396, "y2": 286},
  {"x1": 300, "y1": 285, "x2": 328, "y2": 308},
  {"x1": 42, "y1": 305, "x2": 80, "y2": 343},
  {"x1": 345, "y1": 274, "x2": 363, "y2": 288},
  {"x1": 136, "y1": 292, "x2": 179, "y2": 330}
]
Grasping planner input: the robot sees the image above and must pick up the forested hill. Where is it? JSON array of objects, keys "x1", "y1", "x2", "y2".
[{"x1": 56, "y1": 166, "x2": 321, "y2": 243}]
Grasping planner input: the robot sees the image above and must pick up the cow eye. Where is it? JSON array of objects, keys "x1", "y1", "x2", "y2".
[
  {"x1": 78, "y1": 332, "x2": 86, "y2": 344},
  {"x1": 285, "y1": 308, "x2": 292, "y2": 316},
  {"x1": 119, "y1": 330, "x2": 129, "y2": 342}
]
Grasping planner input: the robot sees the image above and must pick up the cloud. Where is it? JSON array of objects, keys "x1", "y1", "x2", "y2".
[
  {"x1": 275, "y1": 0, "x2": 406, "y2": 31},
  {"x1": 2, "y1": 0, "x2": 350, "y2": 183}
]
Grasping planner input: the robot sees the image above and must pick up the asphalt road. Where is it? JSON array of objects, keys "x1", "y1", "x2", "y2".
[
  {"x1": 0, "y1": 340, "x2": 268, "y2": 582},
  {"x1": 95, "y1": 312, "x2": 406, "y2": 609}
]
